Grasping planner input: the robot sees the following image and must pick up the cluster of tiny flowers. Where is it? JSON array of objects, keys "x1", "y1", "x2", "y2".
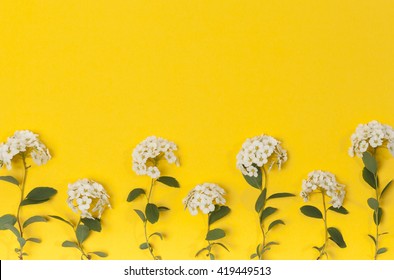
[
  {"x1": 67, "y1": 179, "x2": 111, "y2": 219},
  {"x1": 0, "y1": 130, "x2": 51, "y2": 170},
  {"x1": 236, "y1": 135, "x2": 287, "y2": 177},
  {"x1": 183, "y1": 183, "x2": 226, "y2": 215},
  {"x1": 132, "y1": 136, "x2": 179, "y2": 179},
  {"x1": 300, "y1": 170, "x2": 345, "y2": 208},
  {"x1": 349, "y1": 120, "x2": 394, "y2": 157}
]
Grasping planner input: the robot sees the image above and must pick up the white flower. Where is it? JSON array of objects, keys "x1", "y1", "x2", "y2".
[
  {"x1": 67, "y1": 179, "x2": 111, "y2": 219},
  {"x1": 236, "y1": 134, "x2": 287, "y2": 177},
  {"x1": 300, "y1": 170, "x2": 345, "y2": 208},
  {"x1": 0, "y1": 130, "x2": 51, "y2": 170},
  {"x1": 349, "y1": 120, "x2": 394, "y2": 157},
  {"x1": 183, "y1": 183, "x2": 226, "y2": 215},
  {"x1": 132, "y1": 136, "x2": 179, "y2": 178}
]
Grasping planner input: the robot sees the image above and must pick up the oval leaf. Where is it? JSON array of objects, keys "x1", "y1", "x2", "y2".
[
  {"x1": 267, "y1": 192, "x2": 295, "y2": 200},
  {"x1": 62, "y1": 241, "x2": 79, "y2": 248},
  {"x1": 157, "y1": 176, "x2": 180, "y2": 188},
  {"x1": 0, "y1": 176, "x2": 19, "y2": 186},
  {"x1": 328, "y1": 227, "x2": 347, "y2": 248},
  {"x1": 300, "y1": 205, "x2": 323, "y2": 219},
  {"x1": 90, "y1": 251, "x2": 108, "y2": 257},
  {"x1": 134, "y1": 209, "x2": 146, "y2": 222},
  {"x1": 139, "y1": 242, "x2": 149, "y2": 250},
  {"x1": 367, "y1": 198, "x2": 379, "y2": 211},
  {"x1": 206, "y1": 228, "x2": 226, "y2": 241},
  {"x1": 81, "y1": 218, "x2": 101, "y2": 232},
  {"x1": 260, "y1": 207, "x2": 277, "y2": 222},
  {"x1": 255, "y1": 188, "x2": 267, "y2": 213},
  {"x1": 18, "y1": 237, "x2": 26, "y2": 248},
  {"x1": 362, "y1": 152, "x2": 377, "y2": 174},
  {"x1": 209, "y1": 253, "x2": 215, "y2": 260},
  {"x1": 49, "y1": 215, "x2": 74, "y2": 228},
  {"x1": 209, "y1": 205, "x2": 231, "y2": 225},
  {"x1": 0, "y1": 214, "x2": 17, "y2": 230},
  {"x1": 25, "y1": 187, "x2": 57, "y2": 201},
  {"x1": 20, "y1": 198, "x2": 50, "y2": 206},
  {"x1": 158, "y1": 206, "x2": 170, "y2": 212},
  {"x1": 26, "y1": 238, "x2": 41, "y2": 243},
  {"x1": 3, "y1": 224, "x2": 20, "y2": 238},
  {"x1": 145, "y1": 203, "x2": 159, "y2": 224},
  {"x1": 23, "y1": 216, "x2": 47, "y2": 228},
  {"x1": 368, "y1": 234, "x2": 376, "y2": 245},
  {"x1": 363, "y1": 168, "x2": 377, "y2": 189},
  {"x1": 380, "y1": 180, "x2": 393, "y2": 199},
  {"x1": 242, "y1": 165, "x2": 262, "y2": 189},
  {"x1": 377, "y1": 248, "x2": 388, "y2": 255},
  {"x1": 373, "y1": 207, "x2": 383, "y2": 225},
  {"x1": 268, "y1": 219, "x2": 285, "y2": 231},
  {"x1": 149, "y1": 232, "x2": 163, "y2": 240},
  {"x1": 127, "y1": 188, "x2": 146, "y2": 202},
  {"x1": 76, "y1": 224, "x2": 90, "y2": 244},
  {"x1": 328, "y1": 206, "x2": 349, "y2": 215}
]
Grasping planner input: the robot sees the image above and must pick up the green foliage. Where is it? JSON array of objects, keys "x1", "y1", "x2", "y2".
[
  {"x1": 328, "y1": 206, "x2": 349, "y2": 214},
  {"x1": 145, "y1": 203, "x2": 159, "y2": 224},
  {"x1": 267, "y1": 192, "x2": 295, "y2": 200},
  {"x1": 139, "y1": 242, "x2": 149, "y2": 250},
  {"x1": 0, "y1": 176, "x2": 19, "y2": 186},
  {"x1": 20, "y1": 198, "x2": 50, "y2": 206},
  {"x1": 134, "y1": 209, "x2": 146, "y2": 222},
  {"x1": 368, "y1": 234, "x2": 376, "y2": 245},
  {"x1": 90, "y1": 251, "x2": 108, "y2": 257},
  {"x1": 49, "y1": 215, "x2": 74, "y2": 228},
  {"x1": 26, "y1": 238, "x2": 41, "y2": 243},
  {"x1": 195, "y1": 247, "x2": 209, "y2": 257},
  {"x1": 76, "y1": 225, "x2": 90, "y2": 244},
  {"x1": 3, "y1": 224, "x2": 20, "y2": 238},
  {"x1": 127, "y1": 188, "x2": 145, "y2": 202},
  {"x1": 149, "y1": 232, "x2": 163, "y2": 240},
  {"x1": 260, "y1": 207, "x2": 277, "y2": 222},
  {"x1": 209, "y1": 205, "x2": 230, "y2": 225},
  {"x1": 255, "y1": 188, "x2": 267, "y2": 213},
  {"x1": 362, "y1": 152, "x2": 377, "y2": 174},
  {"x1": 328, "y1": 227, "x2": 347, "y2": 248},
  {"x1": 380, "y1": 180, "x2": 393, "y2": 199},
  {"x1": 25, "y1": 187, "x2": 57, "y2": 201},
  {"x1": 0, "y1": 214, "x2": 17, "y2": 230},
  {"x1": 81, "y1": 218, "x2": 101, "y2": 232},
  {"x1": 22, "y1": 216, "x2": 47, "y2": 228},
  {"x1": 300, "y1": 205, "x2": 323, "y2": 219},
  {"x1": 62, "y1": 241, "x2": 79, "y2": 248},
  {"x1": 158, "y1": 206, "x2": 170, "y2": 211},
  {"x1": 242, "y1": 165, "x2": 262, "y2": 189},
  {"x1": 377, "y1": 248, "x2": 388, "y2": 255},
  {"x1": 362, "y1": 168, "x2": 377, "y2": 189},
  {"x1": 206, "y1": 228, "x2": 226, "y2": 241},
  {"x1": 209, "y1": 253, "x2": 215, "y2": 260},
  {"x1": 373, "y1": 207, "x2": 383, "y2": 225},
  {"x1": 367, "y1": 198, "x2": 379, "y2": 211},
  {"x1": 157, "y1": 176, "x2": 180, "y2": 188},
  {"x1": 268, "y1": 219, "x2": 285, "y2": 231},
  {"x1": 211, "y1": 242, "x2": 230, "y2": 252}
]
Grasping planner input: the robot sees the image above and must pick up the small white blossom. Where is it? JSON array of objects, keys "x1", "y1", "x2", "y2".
[
  {"x1": 300, "y1": 170, "x2": 345, "y2": 208},
  {"x1": 236, "y1": 134, "x2": 287, "y2": 177},
  {"x1": 132, "y1": 136, "x2": 179, "y2": 179},
  {"x1": 67, "y1": 179, "x2": 111, "y2": 219},
  {"x1": 349, "y1": 120, "x2": 394, "y2": 157},
  {"x1": 0, "y1": 130, "x2": 51, "y2": 170},
  {"x1": 183, "y1": 183, "x2": 226, "y2": 215}
]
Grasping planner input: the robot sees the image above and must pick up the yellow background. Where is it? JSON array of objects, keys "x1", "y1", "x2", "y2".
[{"x1": 1, "y1": 0, "x2": 394, "y2": 260}]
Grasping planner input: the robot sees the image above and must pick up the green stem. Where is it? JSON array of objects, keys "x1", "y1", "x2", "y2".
[
  {"x1": 16, "y1": 155, "x2": 29, "y2": 260},
  {"x1": 76, "y1": 219, "x2": 90, "y2": 260},
  {"x1": 144, "y1": 179, "x2": 157, "y2": 260},
  {"x1": 207, "y1": 214, "x2": 212, "y2": 259},
  {"x1": 318, "y1": 191, "x2": 329, "y2": 260},
  {"x1": 374, "y1": 173, "x2": 380, "y2": 260},
  {"x1": 259, "y1": 167, "x2": 268, "y2": 260}
]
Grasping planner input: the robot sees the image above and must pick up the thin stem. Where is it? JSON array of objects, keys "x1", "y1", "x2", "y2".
[
  {"x1": 207, "y1": 214, "x2": 212, "y2": 258},
  {"x1": 76, "y1": 219, "x2": 90, "y2": 260},
  {"x1": 318, "y1": 191, "x2": 329, "y2": 260},
  {"x1": 259, "y1": 166, "x2": 268, "y2": 260},
  {"x1": 16, "y1": 155, "x2": 29, "y2": 260},
  {"x1": 144, "y1": 179, "x2": 157, "y2": 260},
  {"x1": 374, "y1": 173, "x2": 380, "y2": 260}
]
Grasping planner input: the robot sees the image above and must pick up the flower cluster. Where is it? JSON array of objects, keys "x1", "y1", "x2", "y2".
[
  {"x1": 132, "y1": 136, "x2": 179, "y2": 179},
  {"x1": 348, "y1": 120, "x2": 394, "y2": 157},
  {"x1": 183, "y1": 183, "x2": 226, "y2": 215},
  {"x1": 301, "y1": 170, "x2": 345, "y2": 208},
  {"x1": 236, "y1": 135, "x2": 287, "y2": 177},
  {"x1": 0, "y1": 130, "x2": 51, "y2": 170},
  {"x1": 67, "y1": 179, "x2": 111, "y2": 219}
]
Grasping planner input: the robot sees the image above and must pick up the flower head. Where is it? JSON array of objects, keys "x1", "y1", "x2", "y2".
[
  {"x1": 349, "y1": 120, "x2": 394, "y2": 157},
  {"x1": 183, "y1": 183, "x2": 226, "y2": 215},
  {"x1": 132, "y1": 136, "x2": 179, "y2": 179},
  {"x1": 0, "y1": 130, "x2": 51, "y2": 170},
  {"x1": 236, "y1": 134, "x2": 287, "y2": 177},
  {"x1": 301, "y1": 170, "x2": 345, "y2": 208},
  {"x1": 67, "y1": 179, "x2": 111, "y2": 219}
]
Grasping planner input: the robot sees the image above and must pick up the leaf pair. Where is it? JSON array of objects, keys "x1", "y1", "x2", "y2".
[
  {"x1": 327, "y1": 227, "x2": 347, "y2": 248},
  {"x1": 300, "y1": 205, "x2": 349, "y2": 219}
]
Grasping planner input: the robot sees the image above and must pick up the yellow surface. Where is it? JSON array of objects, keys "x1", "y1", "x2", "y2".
[{"x1": 1, "y1": 0, "x2": 394, "y2": 260}]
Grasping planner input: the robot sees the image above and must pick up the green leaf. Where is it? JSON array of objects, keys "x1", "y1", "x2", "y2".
[
  {"x1": 90, "y1": 251, "x2": 108, "y2": 258},
  {"x1": 209, "y1": 205, "x2": 231, "y2": 225},
  {"x1": 313, "y1": 245, "x2": 324, "y2": 252},
  {"x1": 23, "y1": 216, "x2": 46, "y2": 228},
  {"x1": 265, "y1": 241, "x2": 279, "y2": 248},
  {"x1": 373, "y1": 207, "x2": 383, "y2": 225},
  {"x1": 260, "y1": 207, "x2": 277, "y2": 222},
  {"x1": 209, "y1": 253, "x2": 215, "y2": 260},
  {"x1": 127, "y1": 188, "x2": 146, "y2": 202},
  {"x1": 0, "y1": 176, "x2": 19, "y2": 186},
  {"x1": 268, "y1": 219, "x2": 285, "y2": 231},
  {"x1": 158, "y1": 206, "x2": 170, "y2": 212},
  {"x1": 255, "y1": 188, "x2": 267, "y2": 213},
  {"x1": 20, "y1": 198, "x2": 50, "y2": 206},
  {"x1": 145, "y1": 203, "x2": 159, "y2": 224},
  {"x1": 206, "y1": 228, "x2": 226, "y2": 241},
  {"x1": 26, "y1": 238, "x2": 41, "y2": 243},
  {"x1": 367, "y1": 198, "x2": 379, "y2": 211},
  {"x1": 328, "y1": 206, "x2": 349, "y2": 214},
  {"x1": 195, "y1": 247, "x2": 209, "y2": 257},
  {"x1": 25, "y1": 187, "x2": 57, "y2": 201},
  {"x1": 3, "y1": 224, "x2": 20, "y2": 238},
  {"x1": 363, "y1": 168, "x2": 377, "y2": 189},
  {"x1": 0, "y1": 214, "x2": 17, "y2": 230},
  {"x1": 379, "y1": 232, "x2": 389, "y2": 236},
  {"x1": 368, "y1": 234, "x2": 376, "y2": 245},
  {"x1": 380, "y1": 180, "x2": 393, "y2": 199},
  {"x1": 362, "y1": 152, "x2": 377, "y2": 174},
  {"x1": 76, "y1": 225, "x2": 90, "y2": 244},
  {"x1": 18, "y1": 237, "x2": 26, "y2": 248},
  {"x1": 377, "y1": 248, "x2": 388, "y2": 255},
  {"x1": 81, "y1": 218, "x2": 101, "y2": 232},
  {"x1": 250, "y1": 253, "x2": 258, "y2": 259},
  {"x1": 267, "y1": 192, "x2": 295, "y2": 200},
  {"x1": 157, "y1": 176, "x2": 180, "y2": 188},
  {"x1": 48, "y1": 215, "x2": 74, "y2": 228},
  {"x1": 134, "y1": 209, "x2": 146, "y2": 222},
  {"x1": 212, "y1": 242, "x2": 230, "y2": 252},
  {"x1": 62, "y1": 241, "x2": 79, "y2": 248},
  {"x1": 139, "y1": 242, "x2": 149, "y2": 250},
  {"x1": 328, "y1": 227, "x2": 347, "y2": 248},
  {"x1": 242, "y1": 165, "x2": 262, "y2": 189},
  {"x1": 300, "y1": 205, "x2": 323, "y2": 219},
  {"x1": 149, "y1": 232, "x2": 163, "y2": 240}
]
